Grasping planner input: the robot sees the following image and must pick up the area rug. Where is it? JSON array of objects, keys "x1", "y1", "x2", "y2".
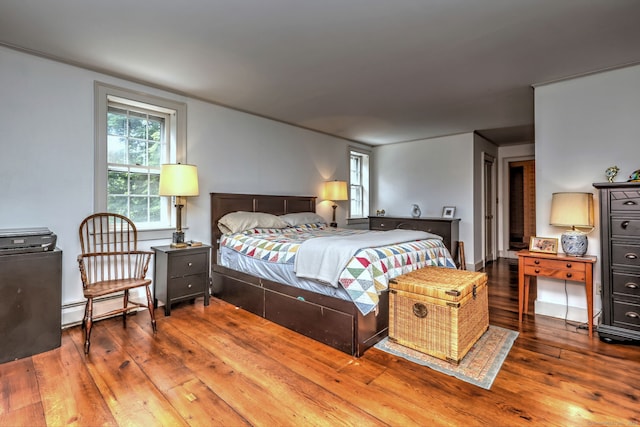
[{"x1": 374, "y1": 325, "x2": 518, "y2": 390}]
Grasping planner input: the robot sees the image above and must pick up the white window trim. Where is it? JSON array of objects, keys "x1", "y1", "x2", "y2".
[
  {"x1": 347, "y1": 145, "x2": 371, "y2": 224},
  {"x1": 94, "y1": 82, "x2": 187, "y2": 241}
]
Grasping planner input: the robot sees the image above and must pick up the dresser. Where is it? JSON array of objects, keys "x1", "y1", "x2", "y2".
[
  {"x1": 152, "y1": 245, "x2": 211, "y2": 316},
  {"x1": 368, "y1": 216, "x2": 460, "y2": 261},
  {"x1": 593, "y1": 182, "x2": 640, "y2": 343}
]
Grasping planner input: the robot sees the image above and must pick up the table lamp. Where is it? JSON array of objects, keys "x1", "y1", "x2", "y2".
[
  {"x1": 323, "y1": 180, "x2": 348, "y2": 227},
  {"x1": 159, "y1": 164, "x2": 199, "y2": 247},
  {"x1": 549, "y1": 192, "x2": 594, "y2": 256}
]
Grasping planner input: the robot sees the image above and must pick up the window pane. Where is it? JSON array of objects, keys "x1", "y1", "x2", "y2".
[
  {"x1": 108, "y1": 170, "x2": 128, "y2": 195},
  {"x1": 148, "y1": 141, "x2": 161, "y2": 166},
  {"x1": 107, "y1": 109, "x2": 126, "y2": 136},
  {"x1": 149, "y1": 196, "x2": 161, "y2": 221},
  {"x1": 129, "y1": 172, "x2": 149, "y2": 195},
  {"x1": 128, "y1": 112, "x2": 147, "y2": 138},
  {"x1": 107, "y1": 195, "x2": 128, "y2": 216},
  {"x1": 149, "y1": 173, "x2": 160, "y2": 194},
  {"x1": 148, "y1": 119, "x2": 162, "y2": 142},
  {"x1": 107, "y1": 136, "x2": 127, "y2": 164},
  {"x1": 129, "y1": 197, "x2": 148, "y2": 222},
  {"x1": 128, "y1": 139, "x2": 147, "y2": 166}
]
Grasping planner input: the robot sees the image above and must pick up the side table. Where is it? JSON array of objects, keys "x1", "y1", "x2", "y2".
[
  {"x1": 152, "y1": 244, "x2": 211, "y2": 316},
  {"x1": 518, "y1": 250, "x2": 597, "y2": 337}
]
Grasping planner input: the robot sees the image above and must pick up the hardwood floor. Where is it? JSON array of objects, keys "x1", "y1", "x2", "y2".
[{"x1": 1, "y1": 258, "x2": 639, "y2": 426}]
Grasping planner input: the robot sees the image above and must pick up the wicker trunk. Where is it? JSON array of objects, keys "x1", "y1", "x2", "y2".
[{"x1": 389, "y1": 266, "x2": 489, "y2": 363}]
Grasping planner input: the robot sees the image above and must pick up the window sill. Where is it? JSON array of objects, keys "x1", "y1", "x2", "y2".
[{"x1": 137, "y1": 227, "x2": 184, "y2": 242}]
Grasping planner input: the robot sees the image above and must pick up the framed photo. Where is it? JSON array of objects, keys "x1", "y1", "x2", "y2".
[
  {"x1": 529, "y1": 236, "x2": 558, "y2": 254},
  {"x1": 442, "y1": 206, "x2": 456, "y2": 218}
]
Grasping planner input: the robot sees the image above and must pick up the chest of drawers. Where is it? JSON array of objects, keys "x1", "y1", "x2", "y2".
[
  {"x1": 593, "y1": 182, "x2": 640, "y2": 342},
  {"x1": 152, "y1": 245, "x2": 211, "y2": 316}
]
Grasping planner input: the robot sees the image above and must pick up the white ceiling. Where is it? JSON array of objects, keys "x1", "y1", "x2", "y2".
[{"x1": 2, "y1": 0, "x2": 639, "y2": 146}]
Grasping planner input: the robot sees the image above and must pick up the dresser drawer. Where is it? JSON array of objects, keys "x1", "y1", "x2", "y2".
[
  {"x1": 612, "y1": 271, "x2": 640, "y2": 298},
  {"x1": 168, "y1": 252, "x2": 208, "y2": 277},
  {"x1": 612, "y1": 299, "x2": 640, "y2": 331},
  {"x1": 611, "y1": 218, "x2": 640, "y2": 238},
  {"x1": 610, "y1": 191, "x2": 640, "y2": 212},
  {"x1": 611, "y1": 243, "x2": 640, "y2": 268},
  {"x1": 168, "y1": 273, "x2": 207, "y2": 300},
  {"x1": 369, "y1": 217, "x2": 400, "y2": 230}
]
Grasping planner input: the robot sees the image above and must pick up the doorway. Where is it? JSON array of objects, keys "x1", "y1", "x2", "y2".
[{"x1": 508, "y1": 160, "x2": 536, "y2": 251}]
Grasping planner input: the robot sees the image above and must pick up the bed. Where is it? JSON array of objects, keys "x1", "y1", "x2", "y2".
[{"x1": 210, "y1": 192, "x2": 455, "y2": 356}]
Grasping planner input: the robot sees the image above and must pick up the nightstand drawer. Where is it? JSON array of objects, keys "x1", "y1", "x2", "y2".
[
  {"x1": 369, "y1": 218, "x2": 399, "y2": 230},
  {"x1": 168, "y1": 273, "x2": 207, "y2": 299},
  {"x1": 523, "y1": 265, "x2": 586, "y2": 282},
  {"x1": 168, "y1": 252, "x2": 208, "y2": 277}
]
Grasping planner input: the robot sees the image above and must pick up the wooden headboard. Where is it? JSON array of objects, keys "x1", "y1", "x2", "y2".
[{"x1": 210, "y1": 192, "x2": 317, "y2": 261}]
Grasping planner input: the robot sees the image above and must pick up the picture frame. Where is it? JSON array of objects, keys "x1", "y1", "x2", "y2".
[
  {"x1": 442, "y1": 206, "x2": 456, "y2": 218},
  {"x1": 529, "y1": 236, "x2": 558, "y2": 254}
]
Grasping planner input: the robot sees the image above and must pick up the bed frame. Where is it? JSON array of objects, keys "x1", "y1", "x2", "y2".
[{"x1": 210, "y1": 192, "x2": 389, "y2": 357}]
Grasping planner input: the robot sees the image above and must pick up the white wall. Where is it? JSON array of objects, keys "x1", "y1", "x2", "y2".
[
  {"x1": 534, "y1": 63, "x2": 640, "y2": 323},
  {"x1": 372, "y1": 134, "x2": 476, "y2": 268},
  {"x1": 0, "y1": 46, "x2": 353, "y2": 325}
]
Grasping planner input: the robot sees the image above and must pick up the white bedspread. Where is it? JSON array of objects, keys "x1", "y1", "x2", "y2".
[{"x1": 293, "y1": 229, "x2": 441, "y2": 287}]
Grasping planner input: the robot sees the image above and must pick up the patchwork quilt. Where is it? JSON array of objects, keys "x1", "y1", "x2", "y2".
[{"x1": 220, "y1": 224, "x2": 456, "y2": 315}]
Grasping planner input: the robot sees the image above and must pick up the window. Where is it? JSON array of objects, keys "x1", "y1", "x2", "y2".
[
  {"x1": 95, "y1": 82, "x2": 186, "y2": 238},
  {"x1": 349, "y1": 148, "x2": 370, "y2": 219}
]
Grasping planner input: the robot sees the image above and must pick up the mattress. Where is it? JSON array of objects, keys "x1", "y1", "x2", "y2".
[{"x1": 219, "y1": 224, "x2": 456, "y2": 315}]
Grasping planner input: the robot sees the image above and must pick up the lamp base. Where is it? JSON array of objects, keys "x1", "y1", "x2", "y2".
[
  {"x1": 561, "y1": 230, "x2": 588, "y2": 256},
  {"x1": 170, "y1": 231, "x2": 186, "y2": 248}
]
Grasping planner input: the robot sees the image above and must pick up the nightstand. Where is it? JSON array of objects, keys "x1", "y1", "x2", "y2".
[
  {"x1": 152, "y1": 244, "x2": 211, "y2": 316},
  {"x1": 518, "y1": 249, "x2": 596, "y2": 336}
]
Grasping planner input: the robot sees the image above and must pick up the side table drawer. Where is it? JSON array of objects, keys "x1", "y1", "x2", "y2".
[
  {"x1": 523, "y1": 265, "x2": 586, "y2": 282},
  {"x1": 169, "y1": 273, "x2": 207, "y2": 300},
  {"x1": 369, "y1": 218, "x2": 399, "y2": 230},
  {"x1": 523, "y1": 257, "x2": 587, "y2": 273},
  {"x1": 168, "y1": 252, "x2": 208, "y2": 277}
]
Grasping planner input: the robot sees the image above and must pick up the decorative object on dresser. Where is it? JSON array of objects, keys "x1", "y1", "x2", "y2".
[
  {"x1": 152, "y1": 244, "x2": 211, "y2": 316},
  {"x1": 628, "y1": 169, "x2": 640, "y2": 182},
  {"x1": 411, "y1": 204, "x2": 421, "y2": 218},
  {"x1": 518, "y1": 249, "x2": 596, "y2": 337},
  {"x1": 442, "y1": 206, "x2": 456, "y2": 218},
  {"x1": 369, "y1": 215, "x2": 460, "y2": 265},
  {"x1": 159, "y1": 163, "x2": 200, "y2": 248},
  {"x1": 605, "y1": 165, "x2": 619, "y2": 182},
  {"x1": 593, "y1": 182, "x2": 640, "y2": 343},
  {"x1": 549, "y1": 192, "x2": 594, "y2": 256},
  {"x1": 322, "y1": 180, "x2": 348, "y2": 227}
]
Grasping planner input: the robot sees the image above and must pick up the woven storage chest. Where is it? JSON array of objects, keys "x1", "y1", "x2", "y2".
[{"x1": 389, "y1": 266, "x2": 489, "y2": 363}]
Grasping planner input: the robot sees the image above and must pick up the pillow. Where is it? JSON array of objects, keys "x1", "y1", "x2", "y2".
[
  {"x1": 218, "y1": 211, "x2": 288, "y2": 234},
  {"x1": 279, "y1": 212, "x2": 326, "y2": 227}
]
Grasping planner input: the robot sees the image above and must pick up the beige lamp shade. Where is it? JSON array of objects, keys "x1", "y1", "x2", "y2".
[
  {"x1": 323, "y1": 180, "x2": 348, "y2": 201},
  {"x1": 159, "y1": 164, "x2": 199, "y2": 196},
  {"x1": 549, "y1": 192, "x2": 594, "y2": 228}
]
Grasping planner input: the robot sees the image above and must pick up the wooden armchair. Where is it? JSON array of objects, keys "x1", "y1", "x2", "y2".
[{"x1": 77, "y1": 213, "x2": 157, "y2": 354}]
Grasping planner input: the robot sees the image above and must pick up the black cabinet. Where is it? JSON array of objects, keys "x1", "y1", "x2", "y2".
[
  {"x1": 0, "y1": 249, "x2": 62, "y2": 363},
  {"x1": 152, "y1": 245, "x2": 211, "y2": 316},
  {"x1": 369, "y1": 216, "x2": 460, "y2": 261},
  {"x1": 593, "y1": 182, "x2": 640, "y2": 342}
]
